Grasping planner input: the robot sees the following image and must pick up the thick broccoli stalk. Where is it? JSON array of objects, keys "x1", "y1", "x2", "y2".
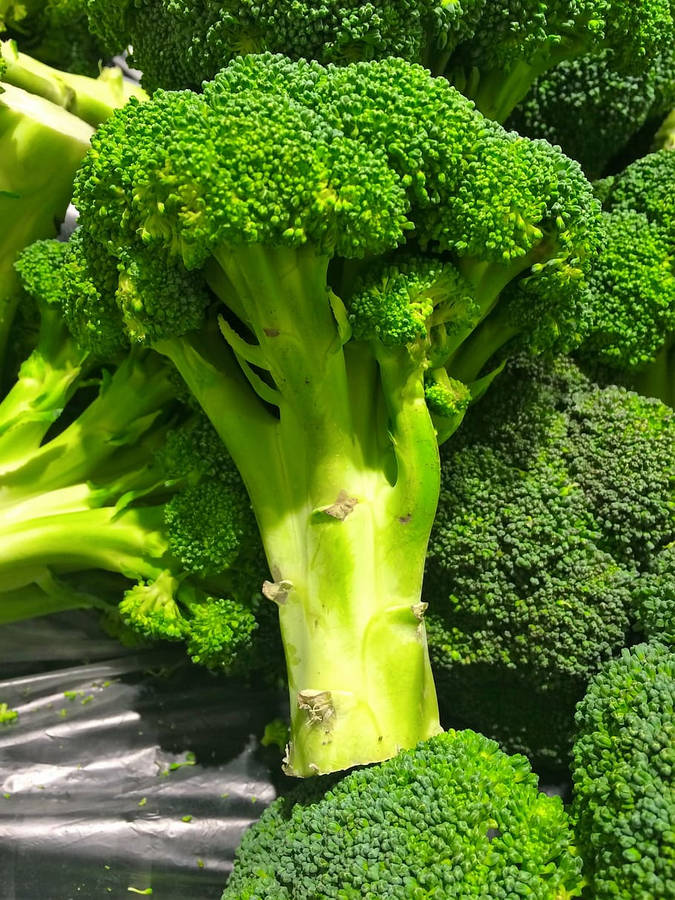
[
  {"x1": 0, "y1": 0, "x2": 110, "y2": 75},
  {"x1": 0, "y1": 237, "x2": 263, "y2": 674},
  {"x1": 572, "y1": 643, "x2": 675, "y2": 899},
  {"x1": 224, "y1": 729, "x2": 583, "y2": 897},
  {"x1": 71, "y1": 55, "x2": 600, "y2": 776},
  {"x1": 1, "y1": 39, "x2": 146, "y2": 127},
  {"x1": 84, "y1": 0, "x2": 675, "y2": 123},
  {"x1": 0, "y1": 79, "x2": 92, "y2": 376}
]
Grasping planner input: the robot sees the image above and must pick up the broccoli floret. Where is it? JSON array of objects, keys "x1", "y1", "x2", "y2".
[
  {"x1": 509, "y1": 48, "x2": 675, "y2": 180},
  {"x1": 424, "y1": 356, "x2": 673, "y2": 765},
  {"x1": 632, "y1": 545, "x2": 675, "y2": 645},
  {"x1": 571, "y1": 643, "x2": 675, "y2": 899},
  {"x1": 1, "y1": 0, "x2": 110, "y2": 75},
  {"x1": 70, "y1": 54, "x2": 602, "y2": 776},
  {"x1": 85, "y1": 1, "x2": 675, "y2": 124},
  {"x1": 0, "y1": 236, "x2": 264, "y2": 675},
  {"x1": 224, "y1": 729, "x2": 583, "y2": 898}
]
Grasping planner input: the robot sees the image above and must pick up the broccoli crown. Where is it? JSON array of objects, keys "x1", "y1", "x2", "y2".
[
  {"x1": 508, "y1": 49, "x2": 675, "y2": 180},
  {"x1": 633, "y1": 545, "x2": 675, "y2": 645},
  {"x1": 59, "y1": 230, "x2": 128, "y2": 359},
  {"x1": 73, "y1": 54, "x2": 599, "y2": 357},
  {"x1": 224, "y1": 729, "x2": 583, "y2": 898},
  {"x1": 424, "y1": 356, "x2": 673, "y2": 762},
  {"x1": 579, "y1": 210, "x2": 675, "y2": 370},
  {"x1": 600, "y1": 148, "x2": 675, "y2": 240},
  {"x1": 2, "y1": 0, "x2": 109, "y2": 75},
  {"x1": 455, "y1": 1, "x2": 674, "y2": 76},
  {"x1": 572, "y1": 642, "x2": 675, "y2": 899}
]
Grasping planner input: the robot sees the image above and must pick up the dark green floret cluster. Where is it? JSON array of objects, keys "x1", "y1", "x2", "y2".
[
  {"x1": 84, "y1": 0, "x2": 675, "y2": 126},
  {"x1": 1, "y1": 0, "x2": 110, "y2": 75},
  {"x1": 571, "y1": 643, "x2": 675, "y2": 899},
  {"x1": 224, "y1": 729, "x2": 583, "y2": 899},
  {"x1": 424, "y1": 356, "x2": 674, "y2": 764}
]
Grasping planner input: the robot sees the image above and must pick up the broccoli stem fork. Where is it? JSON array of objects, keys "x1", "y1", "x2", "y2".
[{"x1": 159, "y1": 243, "x2": 443, "y2": 775}]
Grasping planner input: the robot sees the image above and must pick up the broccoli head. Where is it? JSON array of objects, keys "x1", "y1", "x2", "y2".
[
  {"x1": 572, "y1": 642, "x2": 675, "y2": 899},
  {"x1": 424, "y1": 356, "x2": 673, "y2": 765},
  {"x1": 68, "y1": 53, "x2": 603, "y2": 776},
  {"x1": 224, "y1": 730, "x2": 583, "y2": 898}
]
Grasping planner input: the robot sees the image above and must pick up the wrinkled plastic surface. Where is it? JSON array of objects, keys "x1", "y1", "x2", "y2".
[{"x1": 0, "y1": 612, "x2": 287, "y2": 900}]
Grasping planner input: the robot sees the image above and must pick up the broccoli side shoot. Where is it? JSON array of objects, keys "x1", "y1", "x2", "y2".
[
  {"x1": 1, "y1": 39, "x2": 147, "y2": 127},
  {"x1": 71, "y1": 54, "x2": 600, "y2": 776},
  {"x1": 224, "y1": 729, "x2": 583, "y2": 898},
  {"x1": 0, "y1": 236, "x2": 264, "y2": 675},
  {"x1": 572, "y1": 643, "x2": 675, "y2": 900}
]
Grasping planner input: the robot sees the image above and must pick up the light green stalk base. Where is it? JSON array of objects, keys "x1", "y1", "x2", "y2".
[{"x1": 161, "y1": 244, "x2": 443, "y2": 777}]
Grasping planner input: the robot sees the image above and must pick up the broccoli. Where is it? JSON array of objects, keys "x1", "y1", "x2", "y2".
[
  {"x1": 571, "y1": 642, "x2": 675, "y2": 899},
  {"x1": 0, "y1": 42, "x2": 145, "y2": 384},
  {"x1": 0, "y1": 71, "x2": 92, "y2": 378},
  {"x1": 69, "y1": 54, "x2": 602, "y2": 775},
  {"x1": 509, "y1": 48, "x2": 675, "y2": 179},
  {"x1": 223, "y1": 729, "x2": 583, "y2": 898},
  {"x1": 0, "y1": 236, "x2": 264, "y2": 673},
  {"x1": 579, "y1": 149, "x2": 675, "y2": 407},
  {"x1": 632, "y1": 546, "x2": 675, "y2": 645},
  {"x1": 84, "y1": 0, "x2": 675, "y2": 122},
  {"x1": 424, "y1": 356, "x2": 674, "y2": 765},
  {"x1": 1, "y1": 39, "x2": 146, "y2": 127},
  {"x1": 1, "y1": 0, "x2": 110, "y2": 75},
  {"x1": 655, "y1": 106, "x2": 675, "y2": 150}
]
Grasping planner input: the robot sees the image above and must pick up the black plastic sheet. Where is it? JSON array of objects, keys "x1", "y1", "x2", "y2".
[{"x1": 0, "y1": 612, "x2": 287, "y2": 900}]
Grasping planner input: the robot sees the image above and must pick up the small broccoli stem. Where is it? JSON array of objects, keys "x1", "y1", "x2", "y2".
[
  {"x1": 0, "y1": 311, "x2": 89, "y2": 471},
  {"x1": 0, "y1": 351, "x2": 175, "y2": 501},
  {"x1": 0, "y1": 83, "x2": 93, "y2": 370},
  {"x1": 154, "y1": 330, "x2": 288, "y2": 535},
  {"x1": 654, "y1": 108, "x2": 675, "y2": 151},
  {"x1": 0, "y1": 40, "x2": 147, "y2": 126},
  {"x1": 453, "y1": 60, "x2": 541, "y2": 123},
  {"x1": 0, "y1": 505, "x2": 169, "y2": 590},
  {"x1": 444, "y1": 304, "x2": 522, "y2": 386}
]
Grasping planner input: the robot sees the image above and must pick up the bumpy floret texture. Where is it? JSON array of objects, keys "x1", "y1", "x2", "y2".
[
  {"x1": 224, "y1": 730, "x2": 583, "y2": 898},
  {"x1": 509, "y1": 49, "x2": 675, "y2": 179},
  {"x1": 572, "y1": 643, "x2": 675, "y2": 899},
  {"x1": 599, "y1": 149, "x2": 675, "y2": 239},
  {"x1": 72, "y1": 54, "x2": 599, "y2": 362},
  {"x1": 579, "y1": 210, "x2": 675, "y2": 370},
  {"x1": 632, "y1": 546, "x2": 675, "y2": 645},
  {"x1": 424, "y1": 356, "x2": 674, "y2": 763}
]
